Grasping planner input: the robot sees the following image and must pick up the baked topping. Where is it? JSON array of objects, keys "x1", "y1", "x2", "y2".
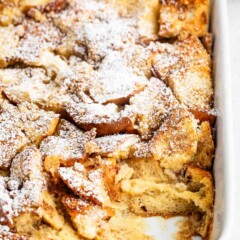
[
  {"x1": 0, "y1": 147, "x2": 46, "y2": 227},
  {"x1": 66, "y1": 101, "x2": 134, "y2": 136},
  {"x1": 123, "y1": 78, "x2": 178, "y2": 139},
  {"x1": 150, "y1": 107, "x2": 198, "y2": 170},
  {"x1": 159, "y1": 0, "x2": 210, "y2": 38},
  {"x1": 59, "y1": 163, "x2": 109, "y2": 206},
  {"x1": 152, "y1": 35, "x2": 214, "y2": 122},
  {"x1": 0, "y1": 0, "x2": 214, "y2": 239},
  {"x1": 62, "y1": 195, "x2": 112, "y2": 239},
  {"x1": 87, "y1": 134, "x2": 141, "y2": 160},
  {"x1": 40, "y1": 127, "x2": 96, "y2": 165},
  {"x1": 88, "y1": 53, "x2": 148, "y2": 105}
]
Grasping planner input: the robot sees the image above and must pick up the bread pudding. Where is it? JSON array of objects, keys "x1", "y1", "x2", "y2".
[{"x1": 0, "y1": 0, "x2": 215, "y2": 239}]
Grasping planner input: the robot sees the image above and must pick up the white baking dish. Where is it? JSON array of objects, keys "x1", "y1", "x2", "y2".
[
  {"x1": 144, "y1": 0, "x2": 233, "y2": 239},
  {"x1": 211, "y1": 0, "x2": 233, "y2": 239}
]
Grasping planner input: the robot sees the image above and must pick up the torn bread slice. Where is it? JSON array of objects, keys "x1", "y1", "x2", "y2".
[
  {"x1": 36, "y1": 190, "x2": 65, "y2": 231},
  {"x1": 17, "y1": 102, "x2": 59, "y2": 146},
  {"x1": 194, "y1": 121, "x2": 214, "y2": 169},
  {"x1": 0, "y1": 25, "x2": 21, "y2": 67},
  {"x1": 153, "y1": 35, "x2": 214, "y2": 123},
  {"x1": 0, "y1": 100, "x2": 58, "y2": 168},
  {"x1": 10, "y1": 20, "x2": 63, "y2": 66},
  {"x1": 59, "y1": 163, "x2": 109, "y2": 206},
  {"x1": 150, "y1": 106, "x2": 198, "y2": 171},
  {"x1": 0, "y1": 100, "x2": 29, "y2": 169},
  {"x1": 86, "y1": 134, "x2": 141, "y2": 160},
  {"x1": 40, "y1": 124, "x2": 96, "y2": 182},
  {"x1": 111, "y1": 0, "x2": 160, "y2": 40},
  {"x1": 66, "y1": 101, "x2": 134, "y2": 136},
  {"x1": 10, "y1": 146, "x2": 64, "y2": 231},
  {"x1": 88, "y1": 52, "x2": 148, "y2": 105},
  {"x1": 62, "y1": 195, "x2": 113, "y2": 239},
  {"x1": 159, "y1": 0, "x2": 210, "y2": 38},
  {"x1": 2, "y1": 67, "x2": 67, "y2": 112},
  {"x1": 10, "y1": 145, "x2": 44, "y2": 183},
  {"x1": 123, "y1": 78, "x2": 178, "y2": 140}
]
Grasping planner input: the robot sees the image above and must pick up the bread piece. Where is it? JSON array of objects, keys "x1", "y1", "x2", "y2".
[
  {"x1": 62, "y1": 53, "x2": 148, "y2": 105},
  {"x1": 127, "y1": 43, "x2": 156, "y2": 78},
  {"x1": 14, "y1": 212, "x2": 81, "y2": 240},
  {"x1": 37, "y1": 190, "x2": 64, "y2": 231},
  {"x1": 10, "y1": 146, "x2": 64, "y2": 231},
  {"x1": 10, "y1": 145, "x2": 43, "y2": 182},
  {"x1": 153, "y1": 35, "x2": 214, "y2": 123},
  {"x1": 40, "y1": 122, "x2": 96, "y2": 181},
  {"x1": 87, "y1": 134, "x2": 141, "y2": 160},
  {"x1": 54, "y1": 0, "x2": 137, "y2": 62},
  {"x1": 2, "y1": 67, "x2": 67, "y2": 112},
  {"x1": 159, "y1": 0, "x2": 210, "y2": 38},
  {"x1": 17, "y1": 102, "x2": 59, "y2": 145},
  {"x1": 0, "y1": 100, "x2": 29, "y2": 169},
  {"x1": 194, "y1": 121, "x2": 214, "y2": 169},
  {"x1": 111, "y1": 0, "x2": 160, "y2": 40},
  {"x1": 62, "y1": 195, "x2": 112, "y2": 239},
  {"x1": 0, "y1": 2, "x2": 22, "y2": 26},
  {"x1": 88, "y1": 52, "x2": 148, "y2": 105},
  {"x1": 0, "y1": 21, "x2": 63, "y2": 68},
  {"x1": 0, "y1": 25, "x2": 21, "y2": 67},
  {"x1": 7, "y1": 20, "x2": 63, "y2": 69},
  {"x1": 64, "y1": 54, "x2": 148, "y2": 105},
  {"x1": 0, "y1": 100, "x2": 58, "y2": 168},
  {"x1": 0, "y1": 147, "x2": 46, "y2": 227},
  {"x1": 66, "y1": 101, "x2": 133, "y2": 136},
  {"x1": 59, "y1": 163, "x2": 109, "y2": 206},
  {"x1": 123, "y1": 78, "x2": 178, "y2": 140},
  {"x1": 150, "y1": 107, "x2": 198, "y2": 171}
]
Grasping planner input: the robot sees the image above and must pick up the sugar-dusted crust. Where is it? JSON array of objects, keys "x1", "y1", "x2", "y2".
[
  {"x1": 0, "y1": 0, "x2": 215, "y2": 239},
  {"x1": 159, "y1": 0, "x2": 210, "y2": 38}
]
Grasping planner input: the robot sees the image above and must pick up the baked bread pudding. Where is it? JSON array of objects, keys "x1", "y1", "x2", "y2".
[{"x1": 0, "y1": 0, "x2": 215, "y2": 239}]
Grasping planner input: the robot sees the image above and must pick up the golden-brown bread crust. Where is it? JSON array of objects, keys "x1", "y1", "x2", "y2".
[
  {"x1": 59, "y1": 163, "x2": 109, "y2": 206},
  {"x1": 0, "y1": 0, "x2": 68, "y2": 27},
  {"x1": 110, "y1": 0, "x2": 160, "y2": 41},
  {"x1": 41, "y1": 124, "x2": 96, "y2": 182},
  {"x1": 150, "y1": 107, "x2": 198, "y2": 170},
  {"x1": 66, "y1": 101, "x2": 134, "y2": 136},
  {"x1": 152, "y1": 35, "x2": 214, "y2": 123},
  {"x1": 123, "y1": 78, "x2": 179, "y2": 140},
  {"x1": 159, "y1": 0, "x2": 210, "y2": 38},
  {"x1": 1, "y1": 67, "x2": 68, "y2": 112},
  {"x1": 193, "y1": 121, "x2": 214, "y2": 169},
  {"x1": 62, "y1": 195, "x2": 113, "y2": 239},
  {"x1": 86, "y1": 134, "x2": 141, "y2": 160}
]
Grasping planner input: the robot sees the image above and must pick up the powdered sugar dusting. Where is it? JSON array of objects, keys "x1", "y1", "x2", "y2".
[
  {"x1": 59, "y1": 163, "x2": 108, "y2": 206},
  {"x1": 0, "y1": 146, "x2": 46, "y2": 228}
]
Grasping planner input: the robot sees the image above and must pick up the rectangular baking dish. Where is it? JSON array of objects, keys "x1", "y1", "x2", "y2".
[{"x1": 144, "y1": 0, "x2": 233, "y2": 239}]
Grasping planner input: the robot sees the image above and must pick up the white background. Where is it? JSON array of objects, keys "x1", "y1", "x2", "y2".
[{"x1": 226, "y1": 0, "x2": 240, "y2": 239}]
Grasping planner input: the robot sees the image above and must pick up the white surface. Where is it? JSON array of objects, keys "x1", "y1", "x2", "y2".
[{"x1": 227, "y1": 1, "x2": 240, "y2": 239}]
